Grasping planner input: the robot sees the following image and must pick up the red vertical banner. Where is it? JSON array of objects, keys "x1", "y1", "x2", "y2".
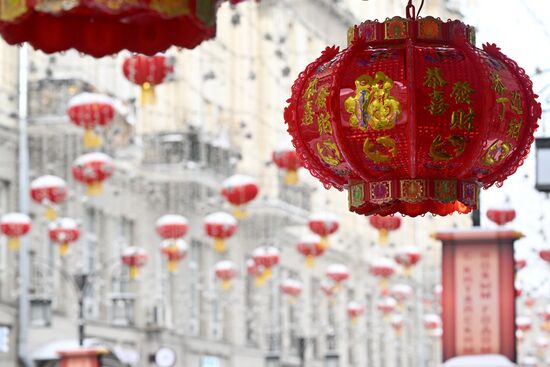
[
  {"x1": 436, "y1": 230, "x2": 521, "y2": 363},
  {"x1": 58, "y1": 348, "x2": 105, "y2": 367}
]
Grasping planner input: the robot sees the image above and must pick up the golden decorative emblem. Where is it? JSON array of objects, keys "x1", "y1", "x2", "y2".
[
  {"x1": 363, "y1": 136, "x2": 397, "y2": 163},
  {"x1": 316, "y1": 139, "x2": 342, "y2": 167},
  {"x1": 482, "y1": 140, "x2": 512, "y2": 166},
  {"x1": 429, "y1": 135, "x2": 466, "y2": 162},
  {"x1": 345, "y1": 71, "x2": 401, "y2": 131},
  {"x1": 400, "y1": 180, "x2": 426, "y2": 202},
  {"x1": 0, "y1": 0, "x2": 27, "y2": 21}
]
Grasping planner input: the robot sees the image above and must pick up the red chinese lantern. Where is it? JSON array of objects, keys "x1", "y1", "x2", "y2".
[
  {"x1": 281, "y1": 279, "x2": 303, "y2": 301},
  {"x1": 296, "y1": 235, "x2": 325, "y2": 268},
  {"x1": 214, "y1": 260, "x2": 237, "y2": 290},
  {"x1": 48, "y1": 217, "x2": 80, "y2": 256},
  {"x1": 221, "y1": 174, "x2": 260, "y2": 219},
  {"x1": 515, "y1": 286, "x2": 522, "y2": 299},
  {"x1": 377, "y1": 297, "x2": 397, "y2": 319},
  {"x1": 423, "y1": 314, "x2": 442, "y2": 332},
  {"x1": 394, "y1": 246, "x2": 421, "y2": 276},
  {"x1": 515, "y1": 258, "x2": 527, "y2": 271},
  {"x1": 252, "y1": 246, "x2": 280, "y2": 280},
  {"x1": 369, "y1": 215, "x2": 401, "y2": 245},
  {"x1": 536, "y1": 337, "x2": 549, "y2": 351},
  {"x1": 524, "y1": 296, "x2": 536, "y2": 309},
  {"x1": 347, "y1": 301, "x2": 365, "y2": 324},
  {"x1": 161, "y1": 239, "x2": 187, "y2": 273},
  {"x1": 156, "y1": 215, "x2": 189, "y2": 241},
  {"x1": 0, "y1": 213, "x2": 31, "y2": 251},
  {"x1": 121, "y1": 247, "x2": 148, "y2": 279},
  {"x1": 0, "y1": 0, "x2": 250, "y2": 57},
  {"x1": 247, "y1": 258, "x2": 264, "y2": 287},
  {"x1": 67, "y1": 93, "x2": 116, "y2": 148},
  {"x1": 30, "y1": 175, "x2": 68, "y2": 220},
  {"x1": 284, "y1": 6, "x2": 541, "y2": 218},
  {"x1": 487, "y1": 206, "x2": 516, "y2": 226},
  {"x1": 308, "y1": 212, "x2": 339, "y2": 249},
  {"x1": 326, "y1": 263, "x2": 350, "y2": 285},
  {"x1": 72, "y1": 152, "x2": 114, "y2": 196},
  {"x1": 516, "y1": 316, "x2": 532, "y2": 332},
  {"x1": 321, "y1": 279, "x2": 336, "y2": 298},
  {"x1": 204, "y1": 212, "x2": 237, "y2": 253},
  {"x1": 272, "y1": 141, "x2": 302, "y2": 185},
  {"x1": 390, "y1": 314, "x2": 404, "y2": 335},
  {"x1": 390, "y1": 283, "x2": 413, "y2": 305},
  {"x1": 539, "y1": 248, "x2": 550, "y2": 264},
  {"x1": 122, "y1": 55, "x2": 174, "y2": 105},
  {"x1": 370, "y1": 258, "x2": 397, "y2": 293}
]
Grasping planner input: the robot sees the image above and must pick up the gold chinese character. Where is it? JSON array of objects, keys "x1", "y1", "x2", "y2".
[
  {"x1": 317, "y1": 113, "x2": 332, "y2": 135},
  {"x1": 491, "y1": 72, "x2": 506, "y2": 96},
  {"x1": 451, "y1": 81, "x2": 474, "y2": 104},
  {"x1": 316, "y1": 86, "x2": 329, "y2": 109},
  {"x1": 451, "y1": 107, "x2": 475, "y2": 131},
  {"x1": 426, "y1": 89, "x2": 448, "y2": 116},
  {"x1": 303, "y1": 78, "x2": 318, "y2": 100},
  {"x1": 507, "y1": 118, "x2": 522, "y2": 139},
  {"x1": 303, "y1": 101, "x2": 314, "y2": 126},
  {"x1": 496, "y1": 97, "x2": 509, "y2": 121},
  {"x1": 510, "y1": 90, "x2": 523, "y2": 115},
  {"x1": 424, "y1": 67, "x2": 447, "y2": 88}
]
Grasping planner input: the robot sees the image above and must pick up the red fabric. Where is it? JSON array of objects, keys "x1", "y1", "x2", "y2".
[
  {"x1": 540, "y1": 249, "x2": 550, "y2": 263},
  {"x1": 252, "y1": 251, "x2": 279, "y2": 268},
  {"x1": 308, "y1": 219, "x2": 339, "y2": 237},
  {"x1": 215, "y1": 268, "x2": 236, "y2": 281},
  {"x1": 161, "y1": 246, "x2": 186, "y2": 261},
  {"x1": 204, "y1": 222, "x2": 237, "y2": 240},
  {"x1": 487, "y1": 208, "x2": 516, "y2": 226},
  {"x1": 67, "y1": 101, "x2": 115, "y2": 129},
  {"x1": 221, "y1": 182, "x2": 259, "y2": 206},
  {"x1": 122, "y1": 55, "x2": 173, "y2": 86},
  {"x1": 49, "y1": 227, "x2": 80, "y2": 243},
  {"x1": 347, "y1": 306, "x2": 365, "y2": 318},
  {"x1": 30, "y1": 185, "x2": 67, "y2": 205},
  {"x1": 369, "y1": 265, "x2": 395, "y2": 278},
  {"x1": 156, "y1": 223, "x2": 188, "y2": 239},
  {"x1": 369, "y1": 215, "x2": 401, "y2": 231},
  {"x1": 121, "y1": 253, "x2": 148, "y2": 267},
  {"x1": 326, "y1": 270, "x2": 349, "y2": 283},
  {"x1": 72, "y1": 158, "x2": 114, "y2": 186},
  {"x1": 0, "y1": 222, "x2": 30, "y2": 237},
  {"x1": 296, "y1": 240, "x2": 324, "y2": 258},
  {"x1": 272, "y1": 149, "x2": 301, "y2": 171},
  {"x1": 281, "y1": 284, "x2": 302, "y2": 297},
  {"x1": 394, "y1": 251, "x2": 421, "y2": 267}
]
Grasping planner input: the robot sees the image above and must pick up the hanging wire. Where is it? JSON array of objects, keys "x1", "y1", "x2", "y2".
[{"x1": 406, "y1": 0, "x2": 425, "y2": 19}]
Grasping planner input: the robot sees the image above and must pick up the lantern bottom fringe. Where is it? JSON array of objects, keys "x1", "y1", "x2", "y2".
[
  {"x1": 167, "y1": 260, "x2": 178, "y2": 273},
  {"x1": 284, "y1": 170, "x2": 299, "y2": 185},
  {"x1": 129, "y1": 266, "x2": 139, "y2": 279},
  {"x1": 213, "y1": 239, "x2": 227, "y2": 253},
  {"x1": 221, "y1": 280, "x2": 231, "y2": 290},
  {"x1": 140, "y1": 83, "x2": 156, "y2": 106},
  {"x1": 86, "y1": 182, "x2": 103, "y2": 196},
  {"x1": 59, "y1": 242, "x2": 70, "y2": 257},
  {"x1": 44, "y1": 206, "x2": 57, "y2": 221},
  {"x1": 83, "y1": 129, "x2": 103, "y2": 149},
  {"x1": 305, "y1": 256, "x2": 315, "y2": 268},
  {"x1": 8, "y1": 237, "x2": 19, "y2": 252},
  {"x1": 233, "y1": 206, "x2": 248, "y2": 220}
]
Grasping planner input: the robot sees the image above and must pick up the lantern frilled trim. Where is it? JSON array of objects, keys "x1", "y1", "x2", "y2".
[
  {"x1": 296, "y1": 235, "x2": 324, "y2": 268},
  {"x1": 284, "y1": 16, "x2": 541, "y2": 217},
  {"x1": 0, "y1": 213, "x2": 31, "y2": 251},
  {"x1": 72, "y1": 152, "x2": 114, "y2": 196},
  {"x1": 161, "y1": 239, "x2": 187, "y2": 273},
  {"x1": 214, "y1": 260, "x2": 237, "y2": 290},
  {"x1": 122, "y1": 55, "x2": 174, "y2": 105},
  {"x1": 272, "y1": 141, "x2": 302, "y2": 185},
  {"x1": 308, "y1": 212, "x2": 339, "y2": 249},
  {"x1": 203, "y1": 212, "x2": 237, "y2": 253},
  {"x1": 121, "y1": 246, "x2": 148, "y2": 279},
  {"x1": 0, "y1": 0, "x2": 249, "y2": 57},
  {"x1": 30, "y1": 175, "x2": 68, "y2": 221},
  {"x1": 48, "y1": 217, "x2": 80, "y2": 256},
  {"x1": 221, "y1": 174, "x2": 260, "y2": 219}
]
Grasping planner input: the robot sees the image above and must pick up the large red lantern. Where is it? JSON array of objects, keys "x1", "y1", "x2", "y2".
[
  {"x1": 347, "y1": 301, "x2": 365, "y2": 324},
  {"x1": 252, "y1": 246, "x2": 280, "y2": 280},
  {"x1": 326, "y1": 263, "x2": 350, "y2": 285},
  {"x1": 284, "y1": 7, "x2": 541, "y2": 217},
  {"x1": 394, "y1": 246, "x2": 421, "y2": 276},
  {"x1": 281, "y1": 279, "x2": 303, "y2": 301},
  {"x1": 161, "y1": 239, "x2": 187, "y2": 273},
  {"x1": 156, "y1": 214, "x2": 189, "y2": 241},
  {"x1": 296, "y1": 235, "x2": 325, "y2": 267},
  {"x1": 121, "y1": 247, "x2": 148, "y2": 279},
  {"x1": 486, "y1": 206, "x2": 516, "y2": 226},
  {"x1": 221, "y1": 174, "x2": 260, "y2": 219},
  {"x1": 30, "y1": 175, "x2": 68, "y2": 221},
  {"x1": 308, "y1": 212, "x2": 339, "y2": 249},
  {"x1": 72, "y1": 152, "x2": 114, "y2": 196},
  {"x1": 369, "y1": 258, "x2": 397, "y2": 292},
  {"x1": 272, "y1": 141, "x2": 302, "y2": 185},
  {"x1": 0, "y1": 213, "x2": 31, "y2": 251},
  {"x1": 67, "y1": 93, "x2": 116, "y2": 148},
  {"x1": 369, "y1": 215, "x2": 401, "y2": 245},
  {"x1": 122, "y1": 55, "x2": 174, "y2": 105},
  {"x1": 204, "y1": 212, "x2": 237, "y2": 253},
  {"x1": 214, "y1": 260, "x2": 237, "y2": 290},
  {"x1": 0, "y1": 0, "x2": 250, "y2": 57},
  {"x1": 48, "y1": 217, "x2": 80, "y2": 256}
]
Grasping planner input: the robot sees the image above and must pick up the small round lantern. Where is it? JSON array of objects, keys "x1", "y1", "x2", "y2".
[
  {"x1": 122, "y1": 55, "x2": 174, "y2": 105},
  {"x1": 369, "y1": 215, "x2": 401, "y2": 245},
  {"x1": 161, "y1": 239, "x2": 187, "y2": 273},
  {"x1": 347, "y1": 301, "x2": 365, "y2": 324},
  {"x1": 247, "y1": 258, "x2": 264, "y2": 287},
  {"x1": 486, "y1": 206, "x2": 516, "y2": 226},
  {"x1": 1, "y1": 213, "x2": 31, "y2": 251},
  {"x1": 524, "y1": 296, "x2": 536, "y2": 309},
  {"x1": 377, "y1": 297, "x2": 397, "y2": 320},
  {"x1": 539, "y1": 248, "x2": 550, "y2": 264},
  {"x1": 204, "y1": 212, "x2": 237, "y2": 253},
  {"x1": 390, "y1": 314, "x2": 405, "y2": 335},
  {"x1": 156, "y1": 215, "x2": 189, "y2": 241},
  {"x1": 67, "y1": 93, "x2": 116, "y2": 148},
  {"x1": 390, "y1": 283, "x2": 413, "y2": 306},
  {"x1": 423, "y1": 314, "x2": 442, "y2": 333},
  {"x1": 308, "y1": 212, "x2": 339, "y2": 249},
  {"x1": 369, "y1": 258, "x2": 397, "y2": 293},
  {"x1": 536, "y1": 337, "x2": 549, "y2": 352},
  {"x1": 272, "y1": 141, "x2": 302, "y2": 185},
  {"x1": 214, "y1": 260, "x2": 237, "y2": 290},
  {"x1": 516, "y1": 316, "x2": 532, "y2": 332},
  {"x1": 281, "y1": 279, "x2": 303, "y2": 302},
  {"x1": 252, "y1": 246, "x2": 280, "y2": 280},
  {"x1": 72, "y1": 152, "x2": 114, "y2": 196},
  {"x1": 394, "y1": 246, "x2": 421, "y2": 276},
  {"x1": 321, "y1": 279, "x2": 337, "y2": 299},
  {"x1": 121, "y1": 247, "x2": 148, "y2": 279},
  {"x1": 284, "y1": 8, "x2": 541, "y2": 217},
  {"x1": 221, "y1": 174, "x2": 260, "y2": 219},
  {"x1": 30, "y1": 175, "x2": 68, "y2": 220},
  {"x1": 516, "y1": 330, "x2": 524, "y2": 344},
  {"x1": 48, "y1": 217, "x2": 80, "y2": 256},
  {"x1": 326, "y1": 263, "x2": 350, "y2": 286},
  {"x1": 296, "y1": 235, "x2": 325, "y2": 268}
]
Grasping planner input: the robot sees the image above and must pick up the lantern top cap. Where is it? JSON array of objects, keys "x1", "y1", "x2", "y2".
[
  {"x1": 215, "y1": 260, "x2": 237, "y2": 271},
  {"x1": 156, "y1": 214, "x2": 189, "y2": 227},
  {"x1": 161, "y1": 239, "x2": 187, "y2": 251},
  {"x1": 204, "y1": 212, "x2": 237, "y2": 226},
  {"x1": 74, "y1": 152, "x2": 113, "y2": 166},
  {"x1": 347, "y1": 301, "x2": 364, "y2": 309},
  {"x1": 31, "y1": 175, "x2": 66, "y2": 189},
  {"x1": 122, "y1": 246, "x2": 147, "y2": 256},
  {"x1": 1, "y1": 212, "x2": 31, "y2": 224},
  {"x1": 48, "y1": 217, "x2": 78, "y2": 230},
  {"x1": 347, "y1": 16, "x2": 475, "y2": 47},
  {"x1": 282, "y1": 278, "x2": 303, "y2": 288},
  {"x1": 68, "y1": 92, "x2": 115, "y2": 108}
]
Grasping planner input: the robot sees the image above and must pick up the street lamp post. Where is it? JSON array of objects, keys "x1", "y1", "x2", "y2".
[
  {"x1": 74, "y1": 273, "x2": 89, "y2": 347},
  {"x1": 535, "y1": 137, "x2": 550, "y2": 192}
]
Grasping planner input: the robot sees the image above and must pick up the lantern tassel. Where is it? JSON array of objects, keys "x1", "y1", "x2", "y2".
[
  {"x1": 379, "y1": 229, "x2": 389, "y2": 245},
  {"x1": 59, "y1": 242, "x2": 70, "y2": 256},
  {"x1": 254, "y1": 275, "x2": 266, "y2": 287},
  {"x1": 140, "y1": 82, "x2": 156, "y2": 106},
  {"x1": 44, "y1": 206, "x2": 57, "y2": 221},
  {"x1": 8, "y1": 237, "x2": 20, "y2": 251},
  {"x1": 403, "y1": 266, "x2": 412, "y2": 277},
  {"x1": 129, "y1": 265, "x2": 139, "y2": 279},
  {"x1": 351, "y1": 316, "x2": 358, "y2": 325},
  {"x1": 284, "y1": 170, "x2": 299, "y2": 185},
  {"x1": 262, "y1": 267, "x2": 272, "y2": 280},
  {"x1": 395, "y1": 329, "x2": 403, "y2": 337},
  {"x1": 233, "y1": 206, "x2": 248, "y2": 220},
  {"x1": 86, "y1": 182, "x2": 103, "y2": 196},
  {"x1": 221, "y1": 279, "x2": 231, "y2": 290},
  {"x1": 319, "y1": 236, "x2": 329, "y2": 250},
  {"x1": 213, "y1": 238, "x2": 227, "y2": 253},
  {"x1": 305, "y1": 255, "x2": 315, "y2": 268},
  {"x1": 167, "y1": 260, "x2": 178, "y2": 273},
  {"x1": 83, "y1": 129, "x2": 102, "y2": 149},
  {"x1": 287, "y1": 296, "x2": 295, "y2": 305},
  {"x1": 379, "y1": 279, "x2": 389, "y2": 293}
]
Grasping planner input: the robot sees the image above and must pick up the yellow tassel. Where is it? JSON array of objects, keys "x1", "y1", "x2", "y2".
[
  {"x1": 319, "y1": 236, "x2": 330, "y2": 250},
  {"x1": 544, "y1": 321, "x2": 550, "y2": 332},
  {"x1": 262, "y1": 267, "x2": 272, "y2": 280},
  {"x1": 213, "y1": 238, "x2": 226, "y2": 253},
  {"x1": 167, "y1": 260, "x2": 178, "y2": 273},
  {"x1": 395, "y1": 329, "x2": 403, "y2": 337},
  {"x1": 403, "y1": 266, "x2": 412, "y2": 277},
  {"x1": 287, "y1": 297, "x2": 295, "y2": 305},
  {"x1": 351, "y1": 316, "x2": 358, "y2": 325},
  {"x1": 233, "y1": 206, "x2": 248, "y2": 220},
  {"x1": 221, "y1": 279, "x2": 231, "y2": 290},
  {"x1": 86, "y1": 182, "x2": 103, "y2": 196},
  {"x1": 140, "y1": 82, "x2": 156, "y2": 105},
  {"x1": 8, "y1": 237, "x2": 19, "y2": 251},
  {"x1": 379, "y1": 279, "x2": 388, "y2": 293},
  {"x1": 83, "y1": 129, "x2": 102, "y2": 149},
  {"x1": 254, "y1": 275, "x2": 265, "y2": 287},
  {"x1": 59, "y1": 242, "x2": 69, "y2": 256},
  {"x1": 44, "y1": 206, "x2": 57, "y2": 221},
  {"x1": 305, "y1": 256, "x2": 315, "y2": 268},
  {"x1": 383, "y1": 313, "x2": 390, "y2": 322},
  {"x1": 129, "y1": 266, "x2": 139, "y2": 279},
  {"x1": 284, "y1": 170, "x2": 299, "y2": 185},
  {"x1": 379, "y1": 229, "x2": 389, "y2": 245}
]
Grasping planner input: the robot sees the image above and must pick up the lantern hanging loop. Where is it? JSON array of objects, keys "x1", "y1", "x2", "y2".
[{"x1": 406, "y1": 0, "x2": 424, "y2": 20}]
